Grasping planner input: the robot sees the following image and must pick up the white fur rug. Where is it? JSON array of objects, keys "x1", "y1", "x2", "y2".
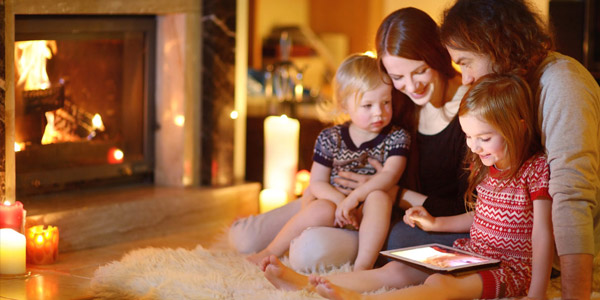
[
  {"x1": 90, "y1": 245, "x2": 352, "y2": 300},
  {"x1": 90, "y1": 237, "x2": 600, "y2": 300}
]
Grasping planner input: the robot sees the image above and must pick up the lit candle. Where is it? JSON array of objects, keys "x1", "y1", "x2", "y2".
[
  {"x1": 259, "y1": 189, "x2": 288, "y2": 213},
  {"x1": 107, "y1": 147, "x2": 124, "y2": 164},
  {"x1": 294, "y1": 169, "x2": 311, "y2": 196},
  {"x1": 0, "y1": 201, "x2": 25, "y2": 232},
  {"x1": 26, "y1": 225, "x2": 59, "y2": 265},
  {"x1": 0, "y1": 228, "x2": 26, "y2": 275},
  {"x1": 263, "y1": 115, "x2": 300, "y2": 199}
]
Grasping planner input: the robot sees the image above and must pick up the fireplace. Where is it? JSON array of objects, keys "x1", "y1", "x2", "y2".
[{"x1": 14, "y1": 15, "x2": 156, "y2": 196}]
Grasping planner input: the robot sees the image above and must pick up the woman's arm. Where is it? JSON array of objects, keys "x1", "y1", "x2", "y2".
[
  {"x1": 308, "y1": 162, "x2": 346, "y2": 205},
  {"x1": 527, "y1": 199, "x2": 554, "y2": 299},
  {"x1": 398, "y1": 189, "x2": 428, "y2": 210}
]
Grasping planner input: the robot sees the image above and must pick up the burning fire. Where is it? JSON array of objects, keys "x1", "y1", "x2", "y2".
[{"x1": 16, "y1": 40, "x2": 57, "y2": 91}]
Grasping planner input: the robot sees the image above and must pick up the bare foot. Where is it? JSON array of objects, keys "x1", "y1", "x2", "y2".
[
  {"x1": 246, "y1": 248, "x2": 272, "y2": 265},
  {"x1": 263, "y1": 255, "x2": 310, "y2": 291},
  {"x1": 311, "y1": 275, "x2": 364, "y2": 300}
]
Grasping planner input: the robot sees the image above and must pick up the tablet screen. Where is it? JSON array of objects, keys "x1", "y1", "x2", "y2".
[{"x1": 380, "y1": 243, "x2": 500, "y2": 273}]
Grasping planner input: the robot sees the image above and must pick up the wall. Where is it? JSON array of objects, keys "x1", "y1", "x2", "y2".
[{"x1": 382, "y1": 0, "x2": 549, "y2": 24}]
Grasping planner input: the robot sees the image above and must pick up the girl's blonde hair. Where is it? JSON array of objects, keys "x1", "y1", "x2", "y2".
[
  {"x1": 458, "y1": 73, "x2": 543, "y2": 208},
  {"x1": 328, "y1": 53, "x2": 391, "y2": 124}
]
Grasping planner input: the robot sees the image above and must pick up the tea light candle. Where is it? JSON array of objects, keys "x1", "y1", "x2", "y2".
[
  {"x1": 26, "y1": 225, "x2": 59, "y2": 265},
  {"x1": 0, "y1": 228, "x2": 26, "y2": 275},
  {"x1": 0, "y1": 201, "x2": 25, "y2": 232},
  {"x1": 263, "y1": 115, "x2": 299, "y2": 199},
  {"x1": 259, "y1": 189, "x2": 288, "y2": 213}
]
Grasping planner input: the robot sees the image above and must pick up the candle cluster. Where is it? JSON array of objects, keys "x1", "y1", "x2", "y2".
[{"x1": 0, "y1": 200, "x2": 60, "y2": 276}]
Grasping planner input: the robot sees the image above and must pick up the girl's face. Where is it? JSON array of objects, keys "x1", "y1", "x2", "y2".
[
  {"x1": 459, "y1": 112, "x2": 509, "y2": 169},
  {"x1": 380, "y1": 55, "x2": 443, "y2": 107},
  {"x1": 447, "y1": 47, "x2": 494, "y2": 85},
  {"x1": 345, "y1": 82, "x2": 393, "y2": 134}
]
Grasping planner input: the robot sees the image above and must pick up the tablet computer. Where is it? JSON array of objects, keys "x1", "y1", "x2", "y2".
[{"x1": 380, "y1": 243, "x2": 501, "y2": 274}]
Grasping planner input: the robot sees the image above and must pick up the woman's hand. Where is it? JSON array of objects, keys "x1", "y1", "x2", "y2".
[
  {"x1": 334, "y1": 196, "x2": 360, "y2": 229},
  {"x1": 334, "y1": 158, "x2": 383, "y2": 193},
  {"x1": 403, "y1": 206, "x2": 436, "y2": 231}
]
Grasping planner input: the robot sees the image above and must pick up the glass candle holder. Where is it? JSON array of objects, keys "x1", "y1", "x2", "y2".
[{"x1": 26, "y1": 225, "x2": 59, "y2": 265}]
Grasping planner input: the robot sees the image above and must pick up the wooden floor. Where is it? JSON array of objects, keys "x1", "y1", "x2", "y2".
[{"x1": 0, "y1": 183, "x2": 260, "y2": 300}]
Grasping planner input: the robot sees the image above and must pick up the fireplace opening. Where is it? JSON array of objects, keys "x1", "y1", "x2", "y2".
[{"x1": 15, "y1": 15, "x2": 156, "y2": 196}]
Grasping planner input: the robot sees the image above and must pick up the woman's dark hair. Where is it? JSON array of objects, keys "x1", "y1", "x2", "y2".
[
  {"x1": 440, "y1": 0, "x2": 553, "y2": 78},
  {"x1": 376, "y1": 7, "x2": 457, "y2": 133},
  {"x1": 375, "y1": 7, "x2": 459, "y2": 191}
]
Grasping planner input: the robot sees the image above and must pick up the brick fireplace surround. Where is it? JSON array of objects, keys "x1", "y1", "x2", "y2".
[{"x1": 0, "y1": 0, "x2": 259, "y2": 253}]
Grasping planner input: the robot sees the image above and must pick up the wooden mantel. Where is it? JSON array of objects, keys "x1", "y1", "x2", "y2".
[{"x1": 13, "y1": 0, "x2": 200, "y2": 15}]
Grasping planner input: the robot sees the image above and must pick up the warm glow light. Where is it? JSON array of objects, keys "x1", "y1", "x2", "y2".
[
  {"x1": 107, "y1": 147, "x2": 124, "y2": 164},
  {"x1": 15, "y1": 40, "x2": 56, "y2": 91},
  {"x1": 0, "y1": 229, "x2": 26, "y2": 275},
  {"x1": 230, "y1": 110, "x2": 239, "y2": 119},
  {"x1": 113, "y1": 149, "x2": 124, "y2": 160},
  {"x1": 41, "y1": 112, "x2": 57, "y2": 145},
  {"x1": 3, "y1": 200, "x2": 10, "y2": 206},
  {"x1": 294, "y1": 83, "x2": 303, "y2": 101},
  {"x1": 259, "y1": 189, "x2": 288, "y2": 213},
  {"x1": 363, "y1": 50, "x2": 376, "y2": 58},
  {"x1": 26, "y1": 225, "x2": 59, "y2": 265},
  {"x1": 92, "y1": 114, "x2": 105, "y2": 131},
  {"x1": 294, "y1": 169, "x2": 311, "y2": 196},
  {"x1": 174, "y1": 115, "x2": 185, "y2": 127},
  {"x1": 14, "y1": 142, "x2": 25, "y2": 152}
]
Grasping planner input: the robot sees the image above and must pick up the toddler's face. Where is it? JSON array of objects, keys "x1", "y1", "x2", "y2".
[
  {"x1": 345, "y1": 83, "x2": 393, "y2": 134},
  {"x1": 459, "y1": 112, "x2": 509, "y2": 170}
]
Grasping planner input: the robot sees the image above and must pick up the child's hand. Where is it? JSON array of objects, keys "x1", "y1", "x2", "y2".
[
  {"x1": 403, "y1": 206, "x2": 435, "y2": 231},
  {"x1": 334, "y1": 198, "x2": 359, "y2": 229}
]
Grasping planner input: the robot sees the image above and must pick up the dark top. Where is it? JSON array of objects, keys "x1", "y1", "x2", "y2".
[
  {"x1": 417, "y1": 117, "x2": 469, "y2": 217},
  {"x1": 313, "y1": 122, "x2": 410, "y2": 189}
]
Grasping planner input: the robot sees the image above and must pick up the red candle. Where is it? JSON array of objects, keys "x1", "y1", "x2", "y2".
[
  {"x1": 0, "y1": 201, "x2": 24, "y2": 232},
  {"x1": 26, "y1": 225, "x2": 59, "y2": 265}
]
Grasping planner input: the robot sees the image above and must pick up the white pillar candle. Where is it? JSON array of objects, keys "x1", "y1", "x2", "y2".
[
  {"x1": 0, "y1": 228, "x2": 26, "y2": 275},
  {"x1": 259, "y1": 189, "x2": 288, "y2": 213},
  {"x1": 263, "y1": 115, "x2": 299, "y2": 199}
]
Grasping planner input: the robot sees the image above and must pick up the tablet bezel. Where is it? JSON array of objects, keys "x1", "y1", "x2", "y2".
[{"x1": 380, "y1": 243, "x2": 501, "y2": 274}]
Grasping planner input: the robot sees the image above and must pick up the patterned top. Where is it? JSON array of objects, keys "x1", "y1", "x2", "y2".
[
  {"x1": 453, "y1": 154, "x2": 551, "y2": 298},
  {"x1": 312, "y1": 122, "x2": 410, "y2": 189}
]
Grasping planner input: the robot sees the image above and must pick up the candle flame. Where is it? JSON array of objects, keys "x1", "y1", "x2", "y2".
[
  {"x1": 16, "y1": 40, "x2": 57, "y2": 91},
  {"x1": 36, "y1": 235, "x2": 44, "y2": 244},
  {"x1": 2, "y1": 200, "x2": 10, "y2": 206}
]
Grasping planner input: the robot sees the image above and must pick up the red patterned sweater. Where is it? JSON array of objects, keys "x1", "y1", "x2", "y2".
[{"x1": 453, "y1": 154, "x2": 551, "y2": 298}]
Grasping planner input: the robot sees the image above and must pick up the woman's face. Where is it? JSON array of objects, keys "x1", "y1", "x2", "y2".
[{"x1": 381, "y1": 55, "x2": 443, "y2": 107}]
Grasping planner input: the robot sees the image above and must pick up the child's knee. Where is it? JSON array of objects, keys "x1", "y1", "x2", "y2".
[{"x1": 423, "y1": 273, "x2": 453, "y2": 289}]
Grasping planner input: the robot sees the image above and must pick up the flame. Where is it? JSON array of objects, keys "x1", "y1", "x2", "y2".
[
  {"x1": 14, "y1": 142, "x2": 26, "y2": 152},
  {"x1": 41, "y1": 112, "x2": 58, "y2": 145},
  {"x1": 92, "y1": 114, "x2": 105, "y2": 131},
  {"x1": 15, "y1": 40, "x2": 57, "y2": 91}
]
